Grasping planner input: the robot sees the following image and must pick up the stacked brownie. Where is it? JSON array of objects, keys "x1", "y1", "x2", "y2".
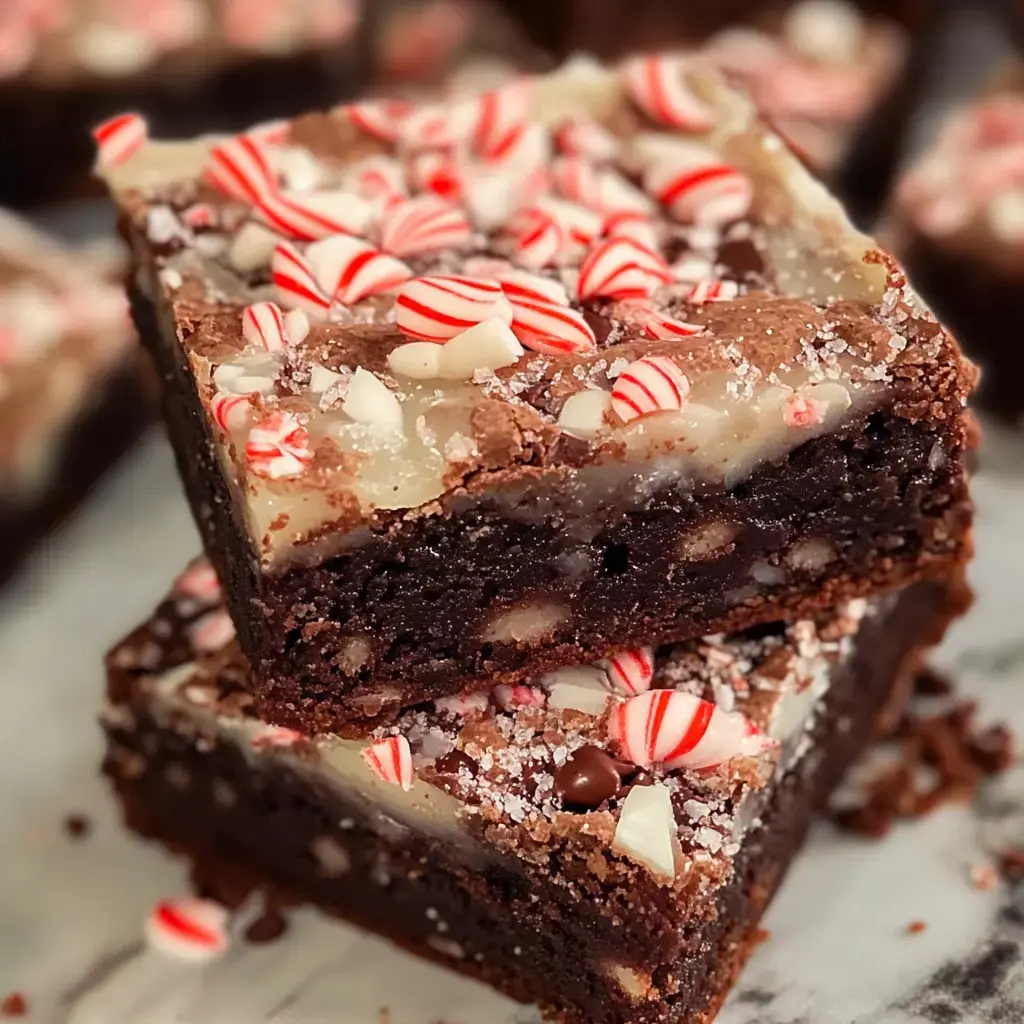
[
  {"x1": 100, "y1": 53, "x2": 976, "y2": 1023},
  {"x1": 0, "y1": 210, "x2": 146, "y2": 584}
]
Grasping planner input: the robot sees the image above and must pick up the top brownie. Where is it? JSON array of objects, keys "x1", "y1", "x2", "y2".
[{"x1": 105, "y1": 55, "x2": 975, "y2": 732}]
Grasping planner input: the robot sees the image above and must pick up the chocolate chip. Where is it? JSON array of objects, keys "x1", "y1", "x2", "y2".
[
  {"x1": 553, "y1": 746, "x2": 622, "y2": 811},
  {"x1": 63, "y1": 813, "x2": 92, "y2": 840},
  {"x1": 968, "y1": 725, "x2": 1016, "y2": 775}
]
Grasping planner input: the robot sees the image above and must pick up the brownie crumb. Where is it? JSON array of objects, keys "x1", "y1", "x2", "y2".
[
  {"x1": 832, "y1": 669, "x2": 1015, "y2": 838},
  {"x1": 751, "y1": 927, "x2": 771, "y2": 947},
  {"x1": 907, "y1": 921, "x2": 928, "y2": 935},
  {"x1": 1, "y1": 993, "x2": 27, "y2": 1017},
  {"x1": 244, "y1": 907, "x2": 289, "y2": 944},
  {"x1": 1000, "y1": 849, "x2": 1024, "y2": 883},
  {"x1": 63, "y1": 813, "x2": 92, "y2": 840}
]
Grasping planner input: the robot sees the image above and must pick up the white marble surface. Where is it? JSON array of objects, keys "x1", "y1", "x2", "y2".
[{"x1": 0, "y1": 426, "x2": 1023, "y2": 1024}]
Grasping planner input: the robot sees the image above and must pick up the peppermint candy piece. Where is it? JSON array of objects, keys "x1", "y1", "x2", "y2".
[
  {"x1": 611, "y1": 356, "x2": 690, "y2": 423},
  {"x1": 577, "y1": 238, "x2": 671, "y2": 302},
  {"x1": 189, "y1": 609, "x2": 236, "y2": 653},
  {"x1": 144, "y1": 897, "x2": 230, "y2": 964},
  {"x1": 362, "y1": 735, "x2": 413, "y2": 790},
  {"x1": 342, "y1": 368, "x2": 404, "y2": 434},
  {"x1": 250, "y1": 725, "x2": 303, "y2": 750},
  {"x1": 474, "y1": 82, "x2": 532, "y2": 161},
  {"x1": 395, "y1": 275, "x2": 512, "y2": 343},
  {"x1": 346, "y1": 155, "x2": 407, "y2": 204},
  {"x1": 380, "y1": 196, "x2": 473, "y2": 258},
  {"x1": 603, "y1": 211, "x2": 659, "y2": 250},
  {"x1": 245, "y1": 412, "x2": 312, "y2": 479},
  {"x1": 306, "y1": 235, "x2": 413, "y2": 305},
  {"x1": 174, "y1": 559, "x2": 221, "y2": 602},
  {"x1": 271, "y1": 243, "x2": 330, "y2": 318},
  {"x1": 92, "y1": 112, "x2": 148, "y2": 168},
  {"x1": 408, "y1": 151, "x2": 464, "y2": 201},
  {"x1": 687, "y1": 280, "x2": 739, "y2": 304},
  {"x1": 601, "y1": 648, "x2": 655, "y2": 696},
  {"x1": 534, "y1": 196, "x2": 604, "y2": 249},
  {"x1": 497, "y1": 269, "x2": 570, "y2": 306},
  {"x1": 204, "y1": 135, "x2": 276, "y2": 203},
  {"x1": 553, "y1": 157, "x2": 653, "y2": 215},
  {"x1": 508, "y1": 209, "x2": 563, "y2": 270},
  {"x1": 554, "y1": 119, "x2": 619, "y2": 162},
  {"x1": 640, "y1": 310, "x2": 703, "y2": 340},
  {"x1": 783, "y1": 392, "x2": 828, "y2": 428},
  {"x1": 647, "y1": 159, "x2": 753, "y2": 226},
  {"x1": 241, "y1": 301, "x2": 287, "y2": 352},
  {"x1": 610, "y1": 689, "x2": 773, "y2": 771},
  {"x1": 493, "y1": 684, "x2": 547, "y2": 710},
  {"x1": 346, "y1": 100, "x2": 412, "y2": 142},
  {"x1": 622, "y1": 54, "x2": 715, "y2": 133},
  {"x1": 557, "y1": 389, "x2": 613, "y2": 439},
  {"x1": 255, "y1": 190, "x2": 374, "y2": 242},
  {"x1": 210, "y1": 392, "x2": 252, "y2": 431},
  {"x1": 508, "y1": 297, "x2": 596, "y2": 356}
]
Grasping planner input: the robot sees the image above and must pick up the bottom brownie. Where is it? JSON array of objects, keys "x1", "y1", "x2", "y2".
[{"x1": 103, "y1": 577, "x2": 965, "y2": 1024}]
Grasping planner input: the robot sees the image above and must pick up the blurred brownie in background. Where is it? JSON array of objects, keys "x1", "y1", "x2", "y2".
[
  {"x1": 893, "y1": 69, "x2": 1024, "y2": 422},
  {"x1": 0, "y1": 0, "x2": 366, "y2": 207},
  {"x1": 0, "y1": 210, "x2": 147, "y2": 583}
]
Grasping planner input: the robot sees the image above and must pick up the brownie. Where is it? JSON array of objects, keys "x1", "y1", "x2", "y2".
[
  {"x1": 0, "y1": 212, "x2": 148, "y2": 584},
  {"x1": 105, "y1": 55, "x2": 976, "y2": 732},
  {"x1": 0, "y1": 0, "x2": 366, "y2": 207},
  {"x1": 892, "y1": 75, "x2": 1024, "y2": 422},
  {"x1": 103, "y1": 572, "x2": 967, "y2": 1024}
]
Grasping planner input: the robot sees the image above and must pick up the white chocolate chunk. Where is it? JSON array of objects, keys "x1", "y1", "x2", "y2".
[
  {"x1": 388, "y1": 342, "x2": 444, "y2": 380},
  {"x1": 273, "y1": 147, "x2": 327, "y2": 192},
  {"x1": 229, "y1": 222, "x2": 280, "y2": 272},
  {"x1": 483, "y1": 602, "x2": 567, "y2": 643},
  {"x1": 613, "y1": 782, "x2": 677, "y2": 882},
  {"x1": 341, "y1": 368, "x2": 404, "y2": 434},
  {"x1": 543, "y1": 665, "x2": 610, "y2": 715},
  {"x1": 438, "y1": 318, "x2": 524, "y2": 379},
  {"x1": 283, "y1": 309, "x2": 310, "y2": 345},
  {"x1": 557, "y1": 390, "x2": 612, "y2": 439},
  {"x1": 782, "y1": 0, "x2": 865, "y2": 65}
]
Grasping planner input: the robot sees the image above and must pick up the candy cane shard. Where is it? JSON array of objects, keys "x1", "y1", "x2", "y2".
[
  {"x1": 577, "y1": 237, "x2": 671, "y2": 301},
  {"x1": 144, "y1": 898, "x2": 230, "y2": 963},
  {"x1": 345, "y1": 99, "x2": 412, "y2": 142},
  {"x1": 395, "y1": 275, "x2": 512, "y2": 343},
  {"x1": 507, "y1": 296, "x2": 597, "y2": 356},
  {"x1": 210, "y1": 392, "x2": 252, "y2": 431},
  {"x1": 611, "y1": 356, "x2": 690, "y2": 423},
  {"x1": 379, "y1": 195, "x2": 473, "y2": 257},
  {"x1": 254, "y1": 189, "x2": 374, "y2": 242},
  {"x1": 92, "y1": 112, "x2": 148, "y2": 169},
  {"x1": 244, "y1": 412, "x2": 312, "y2": 479},
  {"x1": 622, "y1": 54, "x2": 716, "y2": 133},
  {"x1": 639, "y1": 309, "x2": 704, "y2": 340},
  {"x1": 241, "y1": 301, "x2": 287, "y2": 351},
  {"x1": 609, "y1": 689, "x2": 774, "y2": 771},
  {"x1": 270, "y1": 242, "x2": 330, "y2": 317},
  {"x1": 304, "y1": 235, "x2": 412, "y2": 305},
  {"x1": 601, "y1": 648, "x2": 656, "y2": 696},
  {"x1": 362, "y1": 735, "x2": 414, "y2": 790},
  {"x1": 508, "y1": 208, "x2": 564, "y2": 269},
  {"x1": 204, "y1": 135, "x2": 277, "y2": 203},
  {"x1": 646, "y1": 159, "x2": 753, "y2": 226}
]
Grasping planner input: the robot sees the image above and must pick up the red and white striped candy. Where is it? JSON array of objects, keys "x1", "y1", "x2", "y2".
[
  {"x1": 183, "y1": 203, "x2": 216, "y2": 229},
  {"x1": 362, "y1": 735, "x2": 413, "y2": 790},
  {"x1": 639, "y1": 309, "x2": 703, "y2": 340},
  {"x1": 305, "y1": 235, "x2": 412, "y2": 305},
  {"x1": 496, "y1": 269, "x2": 569, "y2": 306},
  {"x1": 379, "y1": 195, "x2": 472, "y2": 258},
  {"x1": 271, "y1": 243, "x2": 330, "y2": 317},
  {"x1": 401, "y1": 97, "x2": 478, "y2": 150},
  {"x1": 174, "y1": 559, "x2": 221, "y2": 602},
  {"x1": 204, "y1": 135, "x2": 276, "y2": 203},
  {"x1": 241, "y1": 301, "x2": 287, "y2": 351},
  {"x1": 553, "y1": 158, "x2": 652, "y2": 215},
  {"x1": 555, "y1": 119, "x2": 619, "y2": 163},
  {"x1": 533, "y1": 196, "x2": 603, "y2": 249},
  {"x1": 603, "y1": 211, "x2": 659, "y2": 250},
  {"x1": 609, "y1": 689, "x2": 772, "y2": 771},
  {"x1": 250, "y1": 725, "x2": 303, "y2": 750},
  {"x1": 245, "y1": 412, "x2": 312, "y2": 479},
  {"x1": 395, "y1": 275, "x2": 512, "y2": 343},
  {"x1": 622, "y1": 54, "x2": 715, "y2": 133},
  {"x1": 189, "y1": 609, "x2": 236, "y2": 653},
  {"x1": 602, "y1": 648, "x2": 655, "y2": 696},
  {"x1": 408, "y1": 150, "x2": 463, "y2": 201},
  {"x1": 346, "y1": 99, "x2": 412, "y2": 142},
  {"x1": 507, "y1": 296, "x2": 596, "y2": 356},
  {"x1": 210, "y1": 392, "x2": 252, "y2": 431},
  {"x1": 611, "y1": 356, "x2": 690, "y2": 423},
  {"x1": 648, "y1": 160, "x2": 752, "y2": 226},
  {"x1": 246, "y1": 118, "x2": 290, "y2": 147},
  {"x1": 473, "y1": 82, "x2": 531, "y2": 161},
  {"x1": 782, "y1": 392, "x2": 827, "y2": 428},
  {"x1": 508, "y1": 208, "x2": 563, "y2": 270},
  {"x1": 434, "y1": 690, "x2": 491, "y2": 716},
  {"x1": 347, "y1": 155, "x2": 407, "y2": 204},
  {"x1": 577, "y1": 238, "x2": 671, "y2": 302},
  {"x1": 493, "y1": 684, "x2": 548, "y2": 710},
  {"x1": 144, "y1": 897, "x2": 230, "y2": 964},
  {"x1": 255, "y1": 190, "x2": 371, "y2": 242},
  {"x1": 92, "y1": 112, "x2": 148, "y2": 169},
  {"x1": 687, "y1": 279, "x2": 739, "y2": 304}
]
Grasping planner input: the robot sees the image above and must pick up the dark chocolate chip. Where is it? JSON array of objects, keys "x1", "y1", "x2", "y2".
[
  {"x1": 553, "y1": 746, "x2": 622, "y2": 810},
  {"x1": 63, "y1": 813, "x2": 92, "y2": 840},
  {"x1": 716, "y1": 236, "x2": 766, "y2": 283},
  {"x1": 968, "y1": 725, "x2": 1016, "y2": 776}
]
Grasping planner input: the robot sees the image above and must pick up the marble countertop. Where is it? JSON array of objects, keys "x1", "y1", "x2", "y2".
[{"x1": 0, "y1": 424, "x2": 1023, "y2": 1024}]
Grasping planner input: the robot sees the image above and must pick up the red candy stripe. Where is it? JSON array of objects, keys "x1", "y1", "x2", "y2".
[
  {"x1": 652, "y1": 163, "x2": 752, "y2": 226},
  {"x1": 577, "y1": 238, "x2": 671, "y2": 301},
  {"x1": 254, "y1": 191, "x2": 368, "y2": 242},
  {"x1": 92, "y1": 112, "x2": 148, "y2": 168},
  {"x1": 611, "y1": 356, "x2": 690, "y2": 423},
  {"x1": 309, "y1": 235, "x2": 413, "y2": 305},
  {"x1": 496, "y1": 269, "x2": 569, "y2": 306},
  {"x1": 241, "y1": 301, "x2": 287, "y2": 351},
  {"x1": 204, "y1": 135, "x2": 276, "y2": 203},
  {"x1": 508, "y1": 208, "x2": 563, "y2": 269},
  {"x1": 409, "y1": 150, "x2": 463, "y2": 200},
  {"x1": 603, "y1": 648, "x2": 655, "y2": 696},
  {"x1": 609, "y1": 689, "x2": 772, "y2": 771},
  {"x1": 687, "y1": 279, "x2": 739, "y2": 304},
  {"x1": 174, "y1": 559, "x2": 221, "y2": 602},
  {"x1": 603, "y1": 211, "x2": 658, "y2": 250},
  {"x1": 380, "y1": 196, "x2": 473, "y2": 257},
  {"x1": 145, "y1": 898, "x2": 230, "y2": 963},
  {"x1": 640, "y1": 309, "x2": 703, "y2": 340},
  {"x1": 250, "y1": 726, "x2": 303, "y2": 750},
  {"x1": 554, "y1": 119, "x2": 618, "y2": 162},
  {"x1": 507, "y1": 296, "x2": 597, "y2": 356},
  {"x1": 395, "y1": 275, "x2": 512, "y2": 343},
  {"x1": 189, "y1": 609, "x2": 236, "y2": 653},
  {"x1": 474, "y1": 82, "x2": 531, "y2": 161},
  {"x1": 493, "y1": 684, "x2": 548, "y2": 709},
  {"x1": 210, "y1": 392, "x2": 251, "y2": 431},
  {"x1": 346, "y1": 100, "x2": 412, "y2": 142},
  {"x1": 622, "y1": 55, "x2": 714, "y2": 132},
  {"x1": 271, "y1": 243, "x2": 330, "y2": 317},
  {"x1": 783, "y1": 392, "x2": 827, "y2": 428},
  {"x1": 362, "y1": 735, "x2": 413, "y2": 790},
  {"x1": 245, "y1": 411, "x2": 312, "y2": 479}
]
